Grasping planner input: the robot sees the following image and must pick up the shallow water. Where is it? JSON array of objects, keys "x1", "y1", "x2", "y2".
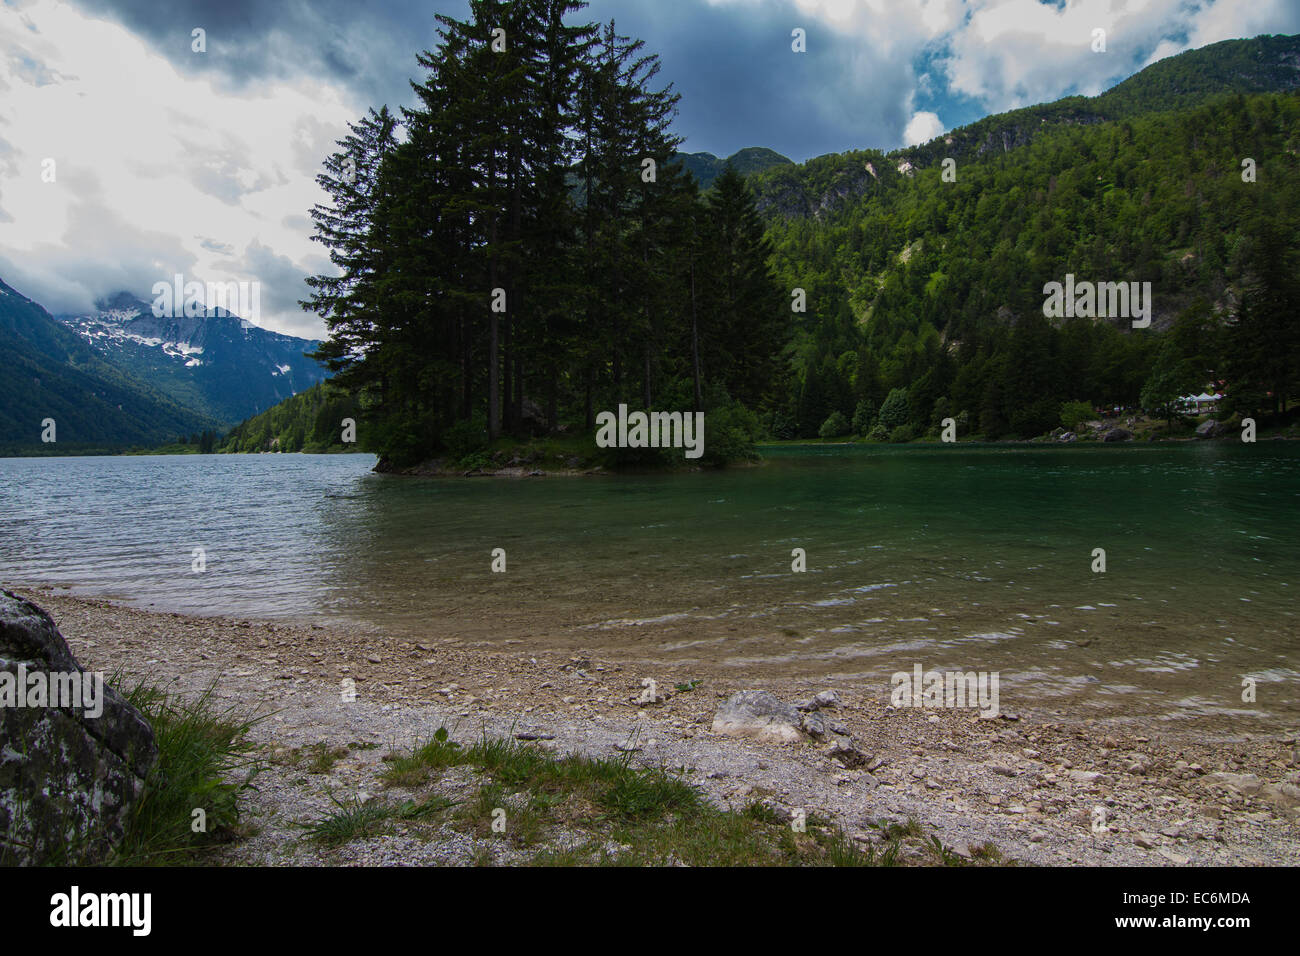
[{"x1": 2, "y1": 443, "x2": 1297, "y2": 723}]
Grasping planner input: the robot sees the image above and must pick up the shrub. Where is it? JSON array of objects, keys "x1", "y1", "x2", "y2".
[
  {"x1": 851, "y1": 399, "x2": 877, "y2": 436},
  {"x1": 1060, "y1": 400, "x2": 1094, "y2": 431},
  {"x1": 701, "y1": 402, "x2": 762, "y2": 466},
  {"x1": 819, "y1": 411, "x2": 850, "y2": 439},
  {"x1": 878, "y1": 388, "x2": 910, "y2": 430},
  {"x1": 442, "y1": 415, "x2": 489, "y2": 460}
]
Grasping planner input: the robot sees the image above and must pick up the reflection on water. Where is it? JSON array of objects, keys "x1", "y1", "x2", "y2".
[{"x1": 2, "y1": 443, "x2": 1297, "y2": 722}]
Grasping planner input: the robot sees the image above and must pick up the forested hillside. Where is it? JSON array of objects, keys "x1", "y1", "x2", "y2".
[
  {"x1": 303, "y1": 9, "x2": 1300, "y2": 460},
  {"x1": 218, "y1": 382, "x2": 358, "y2": 453},
  {"x1": 756, "y1": 90, "x2": 1300, "y2": 439},
  {"x1": 678, "y1": 147, "x2": 794, "y2": 191},
  {"x1": 0, "y1": 279, "x2": 219, "y2": 450}
]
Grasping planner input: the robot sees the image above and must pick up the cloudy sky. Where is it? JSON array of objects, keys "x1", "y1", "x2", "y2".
[{"x1": 1, "y1": 0, "x2": 1298, "y2": 339}]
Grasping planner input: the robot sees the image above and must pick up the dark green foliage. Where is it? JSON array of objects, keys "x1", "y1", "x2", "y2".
[
  {"x1": 115, "y1": 681, "x2": 258, "y2": 864},
  {"x1": 298, "y1": 25, "x2": 1300, "y2": 454},
  {"x1": 752, "y1": 63, "x2": 1300, "y2": 438},
  {"x1": 678, "y1": 146, "x2": 795, "y2": 191},
  {"x1": 301, "y1": 1, "x2": 788, "y2": 469},
  {"x1": 851, "y1": 398, "x2": 876, "y2": 436},
  {"x1": 218, "y1": 382, "x2": 358, "y2": 453},
  {"x1": 878, "y1": 387, "x2": 910, "y2": 430},
  {"x1": 819, "y1": 410, "x2": 849, "y2": 439},
  {"x1": 1059, "y1": 400, "x2": 1094, "y2": 430},
  {"x1": 1224, "y1": 222, "x2": 1300, "y2": 416}
]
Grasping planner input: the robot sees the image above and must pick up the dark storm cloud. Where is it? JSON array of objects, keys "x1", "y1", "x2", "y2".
[
  {"x1": 587, "y1": 0, "x2": 918, "y2": 159},
  {"x1": 68, "y1": 0, "x2": 918, "y2": 161},
  {"x1": 66, "y1": 0, "x2": 461, "y2": 112}
]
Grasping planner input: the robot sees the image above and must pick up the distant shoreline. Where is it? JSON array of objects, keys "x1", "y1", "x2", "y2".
[{"x1": 4, "y1": 431, "x2": 1292, "y2": 462}]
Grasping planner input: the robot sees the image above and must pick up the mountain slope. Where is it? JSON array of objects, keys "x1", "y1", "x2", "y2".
[
  {"x1": 756, "y1": 34, "x2": 1300, "y2": 220},
  {"x1": 0, "y1": 279, "x2": 220, "y2": 448},
  {"x1": 677, "y1": 146, "x2": 794, "y2": 190},
  {"x1": 56, "y1": 293, "x2": 328, "y2": 426},
  {"x1": 744, "y1": 33, "x2": 1300, "y2": 440},
  {"x1": 218, "y1": 381, "x2": 359, "y2": 453}
]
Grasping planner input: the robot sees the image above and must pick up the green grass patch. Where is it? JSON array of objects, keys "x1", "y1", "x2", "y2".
[
  {"x1": 369, "y1": 728, "x2": 976, "y2": 866},
  {"x1": 113, "y1": 679, "x2": 260, "y2": 865},
  {"x1": 298, "y1": 795, "x2": 393, "y2": 847}
]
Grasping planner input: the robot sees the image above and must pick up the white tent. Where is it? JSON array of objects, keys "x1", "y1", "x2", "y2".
[{"x1": 1176, "y1": 392, "x2": 1221, "y2": 411}]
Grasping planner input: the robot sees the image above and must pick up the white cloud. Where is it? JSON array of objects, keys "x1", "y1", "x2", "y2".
[
  {"x1": 903, "y1": 110, "x2": 945, "y2": 145},
  {"x1": 1146, "y1": 0, "x2": 1300, "y2": 65},
  {"x1": 0, "y1": 0, "x2": 355, "y2": 337},
  {"x1": 713, "y1": 0, "x2": 1300, "y2": 143}
]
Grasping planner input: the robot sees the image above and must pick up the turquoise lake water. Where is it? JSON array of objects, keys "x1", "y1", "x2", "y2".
[{"x1": 2, "y1": 443, "x2": 1297, "y2": 723}]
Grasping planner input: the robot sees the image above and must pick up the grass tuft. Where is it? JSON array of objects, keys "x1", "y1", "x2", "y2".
[{"x1": 114, "y1": 678, "x2": 259, "y2": 865}]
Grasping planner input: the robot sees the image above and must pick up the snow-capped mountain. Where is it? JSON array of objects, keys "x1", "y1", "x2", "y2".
[
  {"x1": 1, "y1": 278, "x2": 218, "y2": 447},
  {"x1": 56, "y1": 292, "x2": 328, "y2": 427}
]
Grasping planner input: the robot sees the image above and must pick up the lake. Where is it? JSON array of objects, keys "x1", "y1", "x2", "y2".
[{"x1": 2, "y1": 443, "x2": 1297, "y2": 724}]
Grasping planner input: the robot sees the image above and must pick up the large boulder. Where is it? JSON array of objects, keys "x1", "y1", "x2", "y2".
[
  {"x1": 1195, "y1": 419, "x2": 1220, "y2": 439},
  {"x1": 1102, "y1": 427, "x2": 1133, "y2": 442},
  {"x1": 712, "y1": 690, "x2": 806, "y2": 743},
  {"x1": 0, "y1": 591, "x2": 157, "y2": 864}
]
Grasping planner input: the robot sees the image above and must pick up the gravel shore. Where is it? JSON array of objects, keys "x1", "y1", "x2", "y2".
[{"x1": 19, "y1": 586, "x2": 1300, "y2": 866}]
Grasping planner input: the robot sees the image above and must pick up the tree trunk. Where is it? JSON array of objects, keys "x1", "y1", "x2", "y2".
[{"x1": 690, "y1": 261, "x2": 703, "y2": 412}]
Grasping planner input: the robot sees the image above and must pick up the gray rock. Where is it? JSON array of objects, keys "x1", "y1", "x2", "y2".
[
  {"x1": 800, "y1": 712, "x2": 826, "y2": 738},
  {"x1": 794, "y1": 689, "x2": 841, "y2": 712},
  {"x1": 1057, "y1": 431, "x2": 1077, "y2": 443},
  {"x1": 1261, "y1": 782, "x2": 1300, "y2": 813},
  {"x1": 712, "y1": 690, "x2": 805, "y2": 743},
  {"x1": 827, "y1": 739, "x2": 870, "y2": 768},
  {"x1": 1204, "y1": 772, "x2": 1263, "y2": 797},
  {"x1": 1195, "y1": 419, "x2": 1220, "y2": 438},
  {"x1": 0, "y1": 591, "x2": 158, "y2": 865},
  {"x1": 1102, "y1": 427, "x2": 1133, "y2": 442}
]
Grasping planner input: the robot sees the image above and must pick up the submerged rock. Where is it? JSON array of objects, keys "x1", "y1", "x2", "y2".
[{"x1": 0, "y1": 591, "x2": 158, "y2": 864}]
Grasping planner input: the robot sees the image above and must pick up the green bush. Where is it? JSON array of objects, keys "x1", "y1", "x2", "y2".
[
  {"x1": 1060, "y1": 400, "x2": 1094, "y2": 430},
  {"x1": 442, "y1": 414, "x2": 489, "y2": 460},
  {"x1": 888, "y1": 423, "x2": 916, "y2": 443},
  {"x1": 878, "y1": 388, "x2": 910, "y2": 430},
  {"x1": 701, "y1": 403, "x2": 762, "y2": 466},
  {"x1": 819, "y1": 411, "x2": 850, "y2": 439},
  {"x1": 851, "y1": 399, "x2": 877, "y2": 435}
]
